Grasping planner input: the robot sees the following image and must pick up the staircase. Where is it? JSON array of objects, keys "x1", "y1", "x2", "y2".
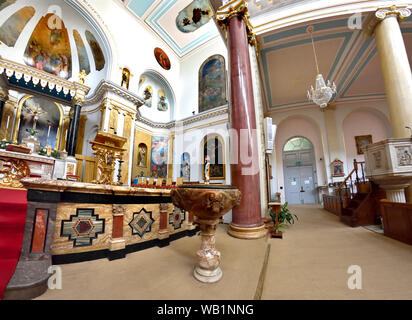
[{"x1": 336, "y1": 160, "x2": 386, "y2": 227}]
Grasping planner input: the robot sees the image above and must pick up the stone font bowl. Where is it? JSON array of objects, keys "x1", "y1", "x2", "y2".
[{"x1": 171, "y1": 184, "x2": 241, "y2": 220}]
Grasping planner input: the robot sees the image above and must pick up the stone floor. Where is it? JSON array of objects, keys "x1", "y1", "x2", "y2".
[{"x1": 37, "y1": 204, "x2": 412, "y2": 300}]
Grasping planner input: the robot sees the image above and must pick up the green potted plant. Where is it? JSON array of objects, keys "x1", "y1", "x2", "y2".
[{"x1": 269, "y1": 202, "x2": 299, "y2": 232}]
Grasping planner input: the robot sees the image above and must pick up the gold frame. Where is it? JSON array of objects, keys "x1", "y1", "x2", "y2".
[
  {"x1": 13, "y1": 95, "x2": 63, "y2": 149},
  {"x1": 355, "y1": 135, "x2": 372, "y2": 155},
  {"x1": 202, "y1": 135, "x2": 226, "y2": 180}
]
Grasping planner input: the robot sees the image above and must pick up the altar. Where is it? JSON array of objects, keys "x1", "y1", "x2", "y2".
[
  {"x1": 4, "y1": 178, "x2": 198, "y2": 299},
  {"x1": 0, "y1": 150, "x2": 55, "y2": 188}
]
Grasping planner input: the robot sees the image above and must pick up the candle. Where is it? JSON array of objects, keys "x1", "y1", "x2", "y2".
[
  {"x1": 47, "y1": 125, "x2": 51, "y2": 138},
  {"x1": 6, "y1": 116, "x2": 10, "y2": 130}
]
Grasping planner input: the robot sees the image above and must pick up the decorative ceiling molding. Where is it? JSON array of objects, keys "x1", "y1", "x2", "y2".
[
  {"x1": 136, "y1": 104, "x2": 229, "y2": 129},
  {"x1": 84, "y1": 80, "x2": 144, "y2": 107}
]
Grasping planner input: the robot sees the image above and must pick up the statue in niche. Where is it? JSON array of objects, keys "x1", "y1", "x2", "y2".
[
  {"x1": 157, "y1": 90, "x2": 168, "y2": 112},
  {"x1": 138, "y1": 145, "x2": 147, "y2": 167},
  {"x1": 143, "y1": 86, "x2": 153, "y2": 108},
  {"x1": 121, "y1": 68, "x2": 130, "y2": 90},
  {"x1": 180, "y1": 153, "x2": 190, "y2": 181}
]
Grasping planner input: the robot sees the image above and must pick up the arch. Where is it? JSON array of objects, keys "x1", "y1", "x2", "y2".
[
  {"x1": 13, "y1": 95, "x2": 63, "y2": 150},
  {"x1": 283, "y1": 136, "x2": 314, "y2": 152},
  {"x1": 198, "y1": 54, "x2": 227, "y2": 113},
  {"x1": 66, "y1": 0, "x2": 118, "y2": 80},
  {"x1": 342, "y1": 107, "x2": 392, "y2": 174},
  {"x1": 138, "y1": 69, "x2": 176, "y2": 120},
  {"x1": 201, "y1": 133, "x2": 225, "y2": 180},
  {"x1": 137, "y1": 143, "x2": 148, "y2": 167},
  {"x1": 180, "y1": 152, "x2": 191, "y2": 181},
  {"x1": 274, "y1": 115, "x2": 327, "y2": 201}
]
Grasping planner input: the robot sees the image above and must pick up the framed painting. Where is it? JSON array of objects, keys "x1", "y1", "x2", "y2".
[
  {"x1": 355, "y1": 135, "x2": 372, "y2": 155},
  {"x1": 203, "y1": 136, "x2": 225, "y2": 180},
  {"x1": 331, "y1": 159, "x2": 345, "y2": 178},
  {"x1": 151, "y1": 136, "x2": 169, "y2": 178},
  {"x1": 199, "y1": 55, "x2": 226, "y2": 113},
  {"x1": 154, "y1": 47, "x2": 171, "y2": 71}
]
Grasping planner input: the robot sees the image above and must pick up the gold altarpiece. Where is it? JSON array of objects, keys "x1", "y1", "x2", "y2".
[{"x1": 90, "y1": 131, "x2": 127, "y2": 185}]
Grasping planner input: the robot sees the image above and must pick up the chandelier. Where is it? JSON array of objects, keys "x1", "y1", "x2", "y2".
[{"x1": 306, "y1": 26, "x2": 336, "y2": 108}]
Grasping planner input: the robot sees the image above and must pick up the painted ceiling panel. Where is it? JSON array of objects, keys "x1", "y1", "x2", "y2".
[
  {"x1": 342, "y1": 52, "x2": 385, "y2": 97},
  {"x1": 128, "y1": 0, "x2": 219, "y2": 57},
  {"x1": 128, "y1": 0, "x2": 156, "y2": 18},
  {"x1": 264, "y1": 37, "x2": 344, "y2": 107}
]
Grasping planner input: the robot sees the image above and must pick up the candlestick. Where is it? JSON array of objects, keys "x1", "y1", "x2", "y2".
[{"x1": 6, "y1": 115, "x2": 9, "y2": 130}]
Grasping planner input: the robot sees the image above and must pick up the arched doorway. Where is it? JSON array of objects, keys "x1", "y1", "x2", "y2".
[{"x1": 283, "y1": 137, "x2": 317, "y2": 204}]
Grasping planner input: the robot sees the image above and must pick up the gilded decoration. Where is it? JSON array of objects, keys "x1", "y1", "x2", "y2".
[
  {"x1": 0, "y1": 158, "x2": 31, "y2": 189},
  {"x1": 216, "y1": 0, "x2": 258, "y2": 49},
  {"x1": 90, "y1": 131, "x2": 127, "y2": 185},
  {"x1": 364, "y1": 6, "x2": 411, "y2": 38}
]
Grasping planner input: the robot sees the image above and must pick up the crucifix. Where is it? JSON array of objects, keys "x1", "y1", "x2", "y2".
[{"x1": 23, "y1": 102, "x2": 48, "y2": 132}]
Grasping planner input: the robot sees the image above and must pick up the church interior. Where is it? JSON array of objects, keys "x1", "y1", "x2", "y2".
[{"x1": 1, "y1": 0, "x2": 412, "y2": 301}]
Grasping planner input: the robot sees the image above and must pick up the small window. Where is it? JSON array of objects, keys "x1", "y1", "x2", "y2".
[{"x1": 283, "y1": 137, "x2": 312, "y2": 152}]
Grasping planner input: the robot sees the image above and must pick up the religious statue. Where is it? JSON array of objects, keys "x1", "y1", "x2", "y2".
[
  {"x1": 22, "y1": 102, "x2": 47, "y2": 137},
  {"x1": 181, "y1": 160, "x2": 190, "y2": 181},
  {"x1": 138, "y1": 147, "x2": 146, "y2": 167},
  {"x1": 157, "y1": 91, "x2": 168, "y2": 112},
  {"x1": 121, "y1": 68, "x2": 130, "y2": 90},
  {"x1": 78, "y1": 69, "x2": 87, "y2": 84},
  {"x1": 204, "y1": 155, "x2": 210, "y2": 184},
  {"x1": 143, "y1": 86, "x2": 153, "y2": 108}
]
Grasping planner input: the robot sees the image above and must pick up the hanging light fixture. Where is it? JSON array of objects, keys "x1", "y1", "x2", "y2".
[{"x1": 306, "y1": 26, "x2": 337, "y2": 108}]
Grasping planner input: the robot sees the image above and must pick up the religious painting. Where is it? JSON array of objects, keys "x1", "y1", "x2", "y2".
[
  {"x1": 151, "y1": 136, "x2": 168, "y2": 178},
  {"x1": 17, "y1": 96, "x2": 62, "y2": 150},
  {"x1": 355, "y1": 135, "x2": 372, "y2": 155},
  {"x1": 85, "y1": 30, "x2": 105, "y2": 71},
  {"x1": 0, "y1": 6, "x2": 35, "y2": 47},
  {"x1": 157, "y1": 90, "x2": 168, "y2": 112},
  {"x1": 180, "y1": 152, "x2": 190, "y2": 181},
  {"x1": 73, "y1": 30, "x2": 91, "y2": 75},
  {"x1": 121, "y1": 68, "x2": 130, "y2": 90},
  {"x1": 0, "y1": 0, "x2": 16, "y2": 12},
  {"x1": 176, "y1": 0, "x2": 213, "y2": 33},
  {"x1": 137, "y1": 143, "x2": 148, "y2": 167},
  {"x1": 199, "y1": 55, "x2": 226, "y2": 113},
  {"x1": 154, "y1": 47, "x2": 171, "y2": 70},
  {"x1": 143, "y1": 86, "x2": 153, "y2": 108},
  {"x1": 331, "y1": 159, "x2": 345, "y2": 177},
  {"x1": 23, "y1": 13, "x2": 71, "y2": 79},
  {"x1": 203, "y1": 136, "x2": 225, "y2": 180}
]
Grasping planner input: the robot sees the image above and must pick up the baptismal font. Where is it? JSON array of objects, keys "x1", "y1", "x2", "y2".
[{"x1": 171, "y1": 184, "x2": 241, "y2": 283}]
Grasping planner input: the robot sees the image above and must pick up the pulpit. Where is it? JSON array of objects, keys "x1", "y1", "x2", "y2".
[{"x1": 90, "y1": 131, "x2": 127, "y2": 185}]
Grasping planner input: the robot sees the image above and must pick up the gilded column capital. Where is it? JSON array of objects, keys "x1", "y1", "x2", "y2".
[
  {"x1": 216, "y1": 0, "x2": 258, "y2": 48},
  {"x1": 0, "y1": 86, "x2": 8, "y2": 102},
  {"x1": 364, "y1": 6, "x2": 411, "y2": 38}
]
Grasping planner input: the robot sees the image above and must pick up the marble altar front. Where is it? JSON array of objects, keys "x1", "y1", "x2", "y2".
[{"x1": 4, "y1": 178, "x2": 198, "y2": 299}]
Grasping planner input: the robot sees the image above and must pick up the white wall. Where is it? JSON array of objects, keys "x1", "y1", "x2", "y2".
[{"x1": 178, "y1": 36, "x2": 228, "y2": 119}]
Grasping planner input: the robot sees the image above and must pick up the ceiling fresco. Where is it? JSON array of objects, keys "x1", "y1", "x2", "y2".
[{"x1": 126, "y1": 0, "x2": 219, "y2": 57}]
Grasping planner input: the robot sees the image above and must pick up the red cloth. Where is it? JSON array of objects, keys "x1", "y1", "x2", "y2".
[{"x1": 0, "y1": 188, "x2": 27, "y2": 300}]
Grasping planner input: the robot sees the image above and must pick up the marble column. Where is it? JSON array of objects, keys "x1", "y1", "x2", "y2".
[
  {"x1": 67, "y1": 104, "x2": 81, "y2": 157},
  {"x1": 366, "y1": 6, "x2": 412, "y2": 201},
  {"x1": 369, "y1": 6, "x2": 412, "y2": 138},
  {"x1": 0, "y1": 86, "x2": 8, "y2": 131},
  {"x1": 217, "y1": 1, "x2": 266, "y2": 239}
]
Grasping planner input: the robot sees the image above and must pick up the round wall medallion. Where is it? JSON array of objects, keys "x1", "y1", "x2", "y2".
[{"x1": 154, "y1": 47, "x2": 171, "y2": 70}]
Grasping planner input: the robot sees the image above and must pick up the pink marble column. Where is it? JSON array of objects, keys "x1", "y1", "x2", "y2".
[{"x1": 227, "y1": 15, "x2": 266, "y2": 239}]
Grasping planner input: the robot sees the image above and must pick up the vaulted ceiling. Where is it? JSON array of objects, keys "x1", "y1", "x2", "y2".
[
  {"x1": 258, "y1": 13, "x2": 412, "y2": 112},
  {"x1": 125, "y1": 0, "x2": 220, "y2": 57}
]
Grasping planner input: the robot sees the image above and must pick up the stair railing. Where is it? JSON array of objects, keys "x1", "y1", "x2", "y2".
[{"x1": 337, "y1": 159, "x2": 367, "y2": 200}]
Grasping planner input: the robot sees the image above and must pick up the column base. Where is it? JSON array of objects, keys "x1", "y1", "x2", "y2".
[
  {"x1": 109, "y1": 238, "x2": 126, "y2": 251},
  {"x1": 228, "y1": 223, "x2": 267, "y2": 239},
  {"x1": 194, "y1": 266, "x2": 222, "y2": 283}
]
